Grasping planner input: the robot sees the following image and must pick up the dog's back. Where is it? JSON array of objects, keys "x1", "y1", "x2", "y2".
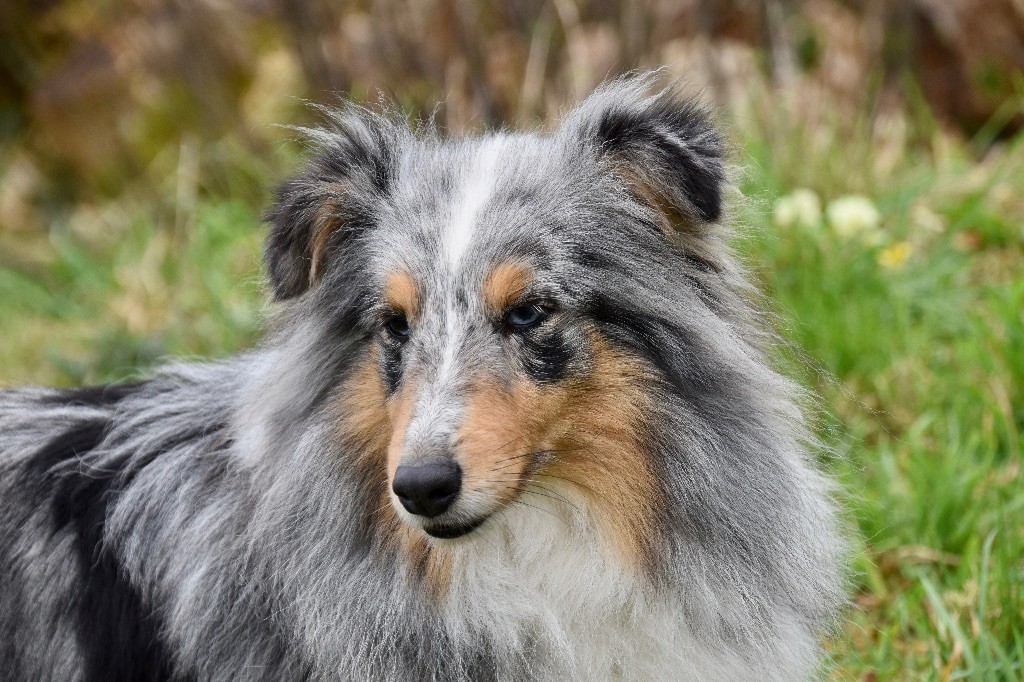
[
  {"x1": 1, "y1": 386, "x2": 139, "y2": 679},
  {"x1": 0, "y1": 372, "x2": 244, "y2": 680}
]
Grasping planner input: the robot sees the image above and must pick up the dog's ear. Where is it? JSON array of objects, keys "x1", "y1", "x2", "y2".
[
  {"x1": 265, "y1": 106, "x2": 400, "y2": 300},
  {"x1": 563, "y1": 74, "x2": 726, "y2": 236}
]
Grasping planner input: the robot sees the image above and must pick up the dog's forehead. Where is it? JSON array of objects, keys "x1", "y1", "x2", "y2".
[{"x1": 371, "y1": 132, "x2": 575, "y2": 288}]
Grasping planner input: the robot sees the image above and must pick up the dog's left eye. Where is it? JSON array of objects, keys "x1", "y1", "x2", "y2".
[
  {"x1": 503, "y1": 303, "x2": 550, "y2": 333},
  {"x1": 383, "y1": 314, "x2": 410, "y2": 341}
]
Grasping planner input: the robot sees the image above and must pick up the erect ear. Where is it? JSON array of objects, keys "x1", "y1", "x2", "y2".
[
  {"x1": 264, "y1": 105, "x2": 401, "y2": 300},
  {"x1": 563, "y1": 73, "x2": 726, "y2": 236}
]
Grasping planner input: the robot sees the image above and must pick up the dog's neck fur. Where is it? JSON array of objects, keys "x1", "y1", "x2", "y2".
[
  {"x1": 441, "y1": 493, "x2": 657, "y2": 679},
  {"x1": 436, "y1": 496, "x2": 744, "y2": 681}
]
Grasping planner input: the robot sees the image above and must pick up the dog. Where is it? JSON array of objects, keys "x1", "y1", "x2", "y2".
[{"x1": 0, "y1": 73, "x2": 844, "y2": 680}]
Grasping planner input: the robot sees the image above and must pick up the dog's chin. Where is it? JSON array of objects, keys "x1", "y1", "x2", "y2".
[{"x1": 421, "y1": 515, "x2": 490, "y2": 540}]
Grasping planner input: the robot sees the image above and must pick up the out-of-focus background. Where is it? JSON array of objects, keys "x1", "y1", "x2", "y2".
[{"x1": 1, "y1": 1, "x2": 1022, "y2": 677}]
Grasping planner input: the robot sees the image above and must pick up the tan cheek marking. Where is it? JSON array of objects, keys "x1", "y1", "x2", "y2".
[
  {"x1": 336, "y1": 350, "x2": 391, "y2": 462},
  {"x1": 461, "y1": 262, "x2": 546, "y2": 495},
  {"x1": 386, "y1": 378, "x2": 419, "y2": 479},
  {"x1": 383, "y1": 271, "x2": 421, "y2": 321},
  {"x1": 547, "y1": 338, "x2": 662, "y2": 570},
  {"x1": 482, "y1": 261, "x2": 534, "y2": 314},
  {"x1": 457, "y1": 379, "x2": 552, "y2": 501},
  {"x1": 335, "y1": 353, "x2": 452, "y2": 598},
  {"x1": 457, "y1": 335, "x2": 662, "y2": 572}
]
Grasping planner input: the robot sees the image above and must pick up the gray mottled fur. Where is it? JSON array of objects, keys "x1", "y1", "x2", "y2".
[{"x1": 0, "y1": 73, "x2": 845, "y2": 680}]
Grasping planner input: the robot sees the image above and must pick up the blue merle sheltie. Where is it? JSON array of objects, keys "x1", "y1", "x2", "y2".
[{"x1": 0, "y1": 73, "x2": 845, "y2": 680}]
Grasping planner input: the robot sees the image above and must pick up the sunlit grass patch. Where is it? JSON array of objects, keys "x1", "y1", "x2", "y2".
[
  {"x1": 0, "y1": 199, "x2": 265, "y2": 386},
  {"x1": 741, "y1": 118, "x2": 1023, "y2": 679}
]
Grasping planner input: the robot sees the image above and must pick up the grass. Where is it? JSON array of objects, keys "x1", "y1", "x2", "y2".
[
  {"x1": 1, "y1": 107, "x2": 1022, "y2": 680},
  {"x1": 0, "y1": 198, "x2": 265, "y2": 384},
  {"x1": 737, "y1": 108, "x2": 1024, "y2": 678}
]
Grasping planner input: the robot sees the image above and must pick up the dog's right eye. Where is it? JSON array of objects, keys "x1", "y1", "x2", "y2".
[
  {"x1": 383, "y1": 314, "x2": 410, "y2": 341},
  {"x1": 502, "y1": 302, "x2": 551, "y2": 334}
]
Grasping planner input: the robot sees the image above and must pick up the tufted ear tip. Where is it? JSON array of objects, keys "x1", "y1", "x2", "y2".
[
  {"x1": 263, "y1": 102, "x2": 403, "y2": 301},
  {"x1": 563, "y1": 73, "x2": 726, "y2": 231}
]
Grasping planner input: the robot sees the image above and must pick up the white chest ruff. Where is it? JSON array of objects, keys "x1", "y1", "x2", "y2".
[{"x1": 434, "y1": 494, "x2": 746, "y2": 681}]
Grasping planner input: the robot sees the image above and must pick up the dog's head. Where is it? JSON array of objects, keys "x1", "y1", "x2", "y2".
[{"x1": 264, "y1": 75, "x2": 730, "y2": 570}]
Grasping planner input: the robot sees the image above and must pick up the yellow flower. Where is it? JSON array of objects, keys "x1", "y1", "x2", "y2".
[
  {"x1": 877, "y1": 241, "x2": 912, "y2": 270},
  {"x1": 827, "y1": 195, "x2": 881, "y2": 240},
  {"x1": 773, "y1": 188, "x2": 822, "y2": 229}
]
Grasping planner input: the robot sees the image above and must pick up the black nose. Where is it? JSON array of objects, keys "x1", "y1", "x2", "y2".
[{"x1": 392, "y1": 460, "x2": 462, "y2": 518}]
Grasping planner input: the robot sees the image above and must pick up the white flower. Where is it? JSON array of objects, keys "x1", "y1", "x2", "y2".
[
  {"x1": 827, "y1": 195, "x2": 881, "y2": 240},
  {"x1": 774, "y1": 188, "x2": 822, "y2": 229}
]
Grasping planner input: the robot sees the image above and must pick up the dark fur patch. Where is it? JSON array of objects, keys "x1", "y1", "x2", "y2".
[
  {"x1": 29, "y1": 421, "x2": 175, "y2": 680},
  {"x1": 264, "y1": 108, "x2": 397, "y2": 300},
  {"x1": 40, "y1": 381, "x2": 148, "y2": 408},
  {"x1": 378, "y1": 343, "x2": 404, "y2": 395},
  {"x1": 519, "y1": 326, "x2": 575, "y2": 384},
  {"x1": 593, "y1": 95, "x2": 724, "y2": 224},
  {"x1": 585, "y1": 295, "x2": 712, "y2": 405}
]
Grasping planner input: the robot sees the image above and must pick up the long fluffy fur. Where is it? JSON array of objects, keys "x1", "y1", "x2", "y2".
[{"x1": 0, "y1": 73, "x2": 845, "y2": 681}]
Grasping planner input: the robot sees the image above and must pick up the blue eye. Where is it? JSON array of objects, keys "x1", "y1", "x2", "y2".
[{"x1": 503, "y1": 303, "x2": 549, "y2": 332}]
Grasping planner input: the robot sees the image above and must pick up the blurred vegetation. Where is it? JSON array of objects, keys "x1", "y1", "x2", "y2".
[{"x1": 1, "y1": 1, "x2": 1023, "y2": 679}]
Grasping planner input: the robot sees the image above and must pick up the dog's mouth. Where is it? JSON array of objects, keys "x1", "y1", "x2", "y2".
[{"x1": 421, "y1": 515, "x2": 489, "y2": 539}]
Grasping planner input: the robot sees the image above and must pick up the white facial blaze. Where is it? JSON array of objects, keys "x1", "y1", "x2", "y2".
[
  {"x1": 445, "y1": 137, "x2": 504, "y2": 266},
  {"x1": 431, "y1": 137, "x2": 505, "y2": 417}
]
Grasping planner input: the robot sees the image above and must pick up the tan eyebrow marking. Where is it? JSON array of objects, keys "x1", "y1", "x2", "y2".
[
  {"x1": 482, "y1": 261, "x2": 534, "y2": 314},
  {"x1": 383, "y1": 271, "x2": 421, "y2": 319}
]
